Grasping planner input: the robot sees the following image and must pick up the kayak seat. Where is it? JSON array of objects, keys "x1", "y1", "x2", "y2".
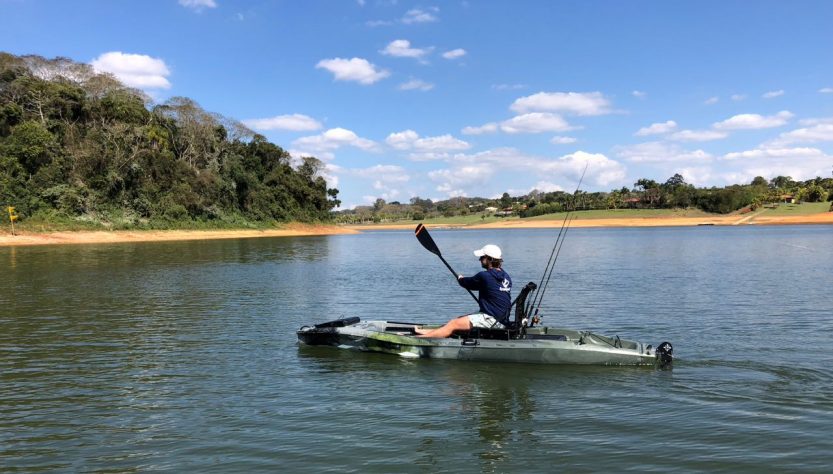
[{"x1": 452, "y1": 282, "x2": 538, "y2": 341}]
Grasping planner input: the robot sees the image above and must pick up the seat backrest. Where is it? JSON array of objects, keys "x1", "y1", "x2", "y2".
[{"x1": 513, "y1": 282, "x2": 537, "y2": 325}]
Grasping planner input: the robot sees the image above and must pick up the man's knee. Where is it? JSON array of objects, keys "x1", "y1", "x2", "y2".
[{"x1": 454, "y1": 316, "x2": 473, "y2": 330}]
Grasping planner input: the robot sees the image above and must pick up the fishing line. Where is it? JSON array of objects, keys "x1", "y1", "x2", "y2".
[
  {"x1": 534, "y1": 212, "x2": 575, "y2": 316},
  {"x1": 530, "y1": 164, "x2": 588, "y2": 319}
]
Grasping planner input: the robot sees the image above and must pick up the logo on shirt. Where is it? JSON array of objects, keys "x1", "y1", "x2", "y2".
[{"x1": 500, "y1": 279, "x2": 511, "y2": 292}]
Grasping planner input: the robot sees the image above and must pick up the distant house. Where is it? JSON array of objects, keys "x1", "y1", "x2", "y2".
[
  {"x1": 624, "y1": 197, "x2": 641, "y2": 208},
  {"x1": 484, "y1": 206, "x2": 498, "y2": 213},
  {"x1": 780, "y1": 194, "x2": 796, "y2": 204}
]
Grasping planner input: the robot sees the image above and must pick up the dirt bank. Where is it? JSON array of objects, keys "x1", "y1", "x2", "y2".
[{"x1": 0, "y1": 223, "x2": 358, "y2": 247}]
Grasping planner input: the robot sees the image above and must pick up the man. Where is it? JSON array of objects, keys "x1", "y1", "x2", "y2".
[{"x1": 415, "y1": 244, "x2": 512, "y2": 338}]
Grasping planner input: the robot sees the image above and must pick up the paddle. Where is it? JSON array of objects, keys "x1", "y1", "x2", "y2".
[{"x1": 414, "y1": 223, "x2": 479, "y2": 304}]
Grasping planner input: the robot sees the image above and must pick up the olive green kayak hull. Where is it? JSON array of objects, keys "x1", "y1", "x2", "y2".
[{"x1": 297, "y1": 319, "x2": 670, "y2": 366}]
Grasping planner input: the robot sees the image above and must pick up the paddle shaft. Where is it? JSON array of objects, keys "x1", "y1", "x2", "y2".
[
  {"x1": 415, "y1": 224, "x2": 479, "y2": 305},
  {"x1": 437, "y1": 254, "x2": 479, "y2": 304}
]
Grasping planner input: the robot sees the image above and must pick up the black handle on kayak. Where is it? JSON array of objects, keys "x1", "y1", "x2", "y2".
[{"x1": 415, "y1": 223, "x2": 479, "y2": 304}]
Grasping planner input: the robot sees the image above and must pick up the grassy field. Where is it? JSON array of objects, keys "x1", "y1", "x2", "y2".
[
  {"x1": 356, "y1": 203, "x2": 831, "y2": 227},
  {"x1": 756, "y1": 202, "x2": 831, "y2": 216},
  {"x1": 524, "y1": 208, "x2": 714, "y2": 221}
]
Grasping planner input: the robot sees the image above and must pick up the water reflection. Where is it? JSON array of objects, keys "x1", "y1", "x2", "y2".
[
  {"x1": 297, "y1": 348, "x2": 542, "y2": 472},
  {"x1": 434, "y1": 363, "x2": 538, "y2": 472}
]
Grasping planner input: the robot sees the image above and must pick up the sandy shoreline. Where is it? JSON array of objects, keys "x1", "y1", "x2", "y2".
[
  {"x1": 0, "y1": 223, "x2": 358, "y2": 247},
  {"x1": 2, "y1": 213, "x2": 831, "y2": 247}
]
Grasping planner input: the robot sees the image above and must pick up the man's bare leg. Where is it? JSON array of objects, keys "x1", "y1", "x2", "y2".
[{"x1": 415, "y1": 316, "x2": 472, "y2": 338}]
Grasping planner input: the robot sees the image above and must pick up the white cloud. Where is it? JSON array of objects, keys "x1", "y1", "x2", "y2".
[
  {"x1": 766, "y1": 123, "x2": 833, "y2": 146},
  {"x1": 713, "y1": 111, "x2": 793, "y2": 130},
  {"x1": 547, "y1": 151, "x2": 626, "y2": 186},
  {"x1": 380, "y1": 39, "x2": 432, "y2": 60},
  {"x1": 762, "y1": 89, "x2": 784, "y2": 99},
  {"x1": 492, "y1": 84, "x2": 526, "y2": 91},
  {"x1": 704, "y1": 96, "x2": 719, "y2": 105},
  {"x1": 90, "y1": 52, "x2": 171, "y2": 90},
  {"x1": 179, "y1": 0, "x2": 217, "y2": 11},
  {"x1": 799, "y1": 117, "x2": 833, "y2": 126},
  {"x1": 722, "y1": 146, "x2": 833, "y2": 181},
  {"x1": 462, "y1": 122, "x2": 499, "y2": 135},
  {"x1": 550, "y1": 136, "x2": 577, "y2": 144},
  {"x1": 442, "y1": 48, "x2": 466, "y2": 60},
  {"x1": 429, "y1": 165, "x2": 494, "y2": 195},
  {"x1": 615, "y1": 142, "x2": 714, "y2": 163},
  {"x1": 315, "y1": 57, "x2": 389, "y2": 85},
  {"x1": 724, "y1": 146, "x2": 827, "y2": 161},
  {"x1": 529, "y1": 181, "x2": 565, "y2": 193},
  {"x1": 500, "y1": 112, "x2": 573, "y2": 134},
  {"x1": 293, "y1": 127, "x2": 379, "y2": 155},
  {"x1": 243, "y1": 114, "x2": 322, "y2": 131},
  {"x1": 412, "y1": 135, "x2": 471, "y2": 152},
  {"x1": 399, "y1": 79, "x2": 434, "y2": 91},
  {"x1": 352, "y1": 164, "x2": 411, "y2": 193},
  {"x1": 635, "y1": 120, "x2": 677, "y2": 136},
  {"x1": 676, "y1": 167, "x2": 715, "y2": 187},
  {"x1": 366, "y1": 19, "x2": 394, "y2": 27},
  {"x1": 510, "y1": 91, "x2": 612, "y2": 115},
  {"x1": 669, "y1": 129, "x2": 729, "y2": 142},
  {"x1": 385, "y1": 130, "x2": 470, "y2": 152},
  {"x1": 385, "y1": 130, "x2": 419, "y2": 150},
  {"x1": 632, "y1": 90, "x2": 646, "y2": 99},
  {"x1": 321, "y1": 163, "x2": 340, "y2": 189},
  {"x1": 402, "y1": 8, "x2": 439, "y2": 24},
  {"x1": 820, "y1": 87, "x2": 833, "y2": 94},
  {"x1": 447, "y1": 148, "x2": 625, "y2": 187},
  {"x1": 731, "y1": 94, "x2": 746, "y2": 101}
]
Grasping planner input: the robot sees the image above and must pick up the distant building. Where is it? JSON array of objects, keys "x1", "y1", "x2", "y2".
[
  {"x1": 484, "y1": 206, "x2": 498, "y2": 213},
  {"x1": 780, "y1": 194, "x2": 796, "y2": 204}
]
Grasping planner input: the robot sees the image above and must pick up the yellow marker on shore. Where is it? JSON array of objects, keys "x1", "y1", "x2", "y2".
[{"x1": 8, "y1": 206, "x2": 17, "y2": 236}]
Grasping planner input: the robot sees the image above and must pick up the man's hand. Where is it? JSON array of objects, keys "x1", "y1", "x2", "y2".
[{"x1": 457, "y1": 274, "x2": 464, "y2": 280}]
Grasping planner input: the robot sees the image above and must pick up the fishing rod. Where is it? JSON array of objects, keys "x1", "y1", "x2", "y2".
[{"x1": 528, "y1": 164, "x2": 588, "y2": 322}]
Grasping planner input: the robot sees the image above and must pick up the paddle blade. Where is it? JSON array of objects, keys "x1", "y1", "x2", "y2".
[{"x1": 414, "y1": 223, "x2": 442, "y2": 256}]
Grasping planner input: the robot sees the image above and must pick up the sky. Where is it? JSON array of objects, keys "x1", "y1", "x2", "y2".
[{"x1": 2, "y1": 0, "x2": 832, "y2": 208}]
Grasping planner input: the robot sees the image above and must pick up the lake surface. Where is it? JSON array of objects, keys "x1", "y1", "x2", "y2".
[{"x1": 2, "y1": 226, "x2": 832, "y2": 472}]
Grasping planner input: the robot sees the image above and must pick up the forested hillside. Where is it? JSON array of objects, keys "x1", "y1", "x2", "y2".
[{"x1": 0, "y1": 53, "x2": 340, "y2": 229}]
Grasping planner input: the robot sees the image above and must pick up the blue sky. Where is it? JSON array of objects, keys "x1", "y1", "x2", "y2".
[{"x1": 2, "y1": 0, "x2": 832, "y2": 208}]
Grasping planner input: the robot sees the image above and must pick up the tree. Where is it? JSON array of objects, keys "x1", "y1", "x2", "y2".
[
  {"x1": 635, "y1": 178, "x2": 661, "y2": 207},
  {"x1": 770, "y1": 176, "x2": 795, "y2": 189},
  {"x1": 3, "y1": 120, "x2": 57, "y2": 174},
  {"x1": 798, "y1": 184, "x2": 827, "y2": 203},
  {"x1": 751, "y1": 176, "x2": 767, "y2": 186},
  {"x1": 500, "y1": 192, "x2": 512, "y2": 208},
  {"x1": 664, "y1": 173, "x2": 686, "y2": 188}
]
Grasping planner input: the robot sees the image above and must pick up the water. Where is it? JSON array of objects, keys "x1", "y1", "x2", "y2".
[{"x1": 2, "y1": 226, "x2": 832, "y2": 472}]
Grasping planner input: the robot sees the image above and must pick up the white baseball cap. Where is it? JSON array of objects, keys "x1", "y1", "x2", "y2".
[{"x1": 473, "y1": 244, "x2": 502, "y2": 259}]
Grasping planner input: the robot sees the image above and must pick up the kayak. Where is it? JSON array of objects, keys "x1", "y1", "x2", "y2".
[
  {"x1": 299, "y1": 224, "x2": 673, "y2": 367},
  {"x1": 297, "y1": 317, "x2": 673, "y2": 367}
]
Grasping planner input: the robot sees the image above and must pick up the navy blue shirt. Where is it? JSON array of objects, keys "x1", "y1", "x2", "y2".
[{"x1": 458, "y1": 268, "x2": 512, "y2": 322}]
